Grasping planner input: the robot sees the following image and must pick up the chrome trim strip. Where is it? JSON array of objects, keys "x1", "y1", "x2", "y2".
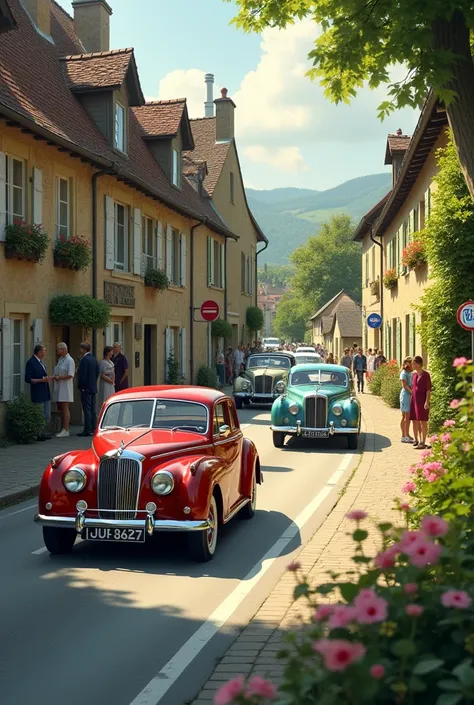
[
  {"x1": 270, "y1": 426, "x2": 358, "y2": 434},
  {"x1": 223, "y1": 497, "x2": 251, "y2": 524},
  {"x1": 150, "y1": 443, "x2": 213, "y2": 460},
  {"x1": 35, "y1": 514, "x2": 210, "y2": 532}
]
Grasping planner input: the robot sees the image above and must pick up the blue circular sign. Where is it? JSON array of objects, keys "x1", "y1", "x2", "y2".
[{"x1": 367, "y1": 313, "x2": 382, "y2": 329}]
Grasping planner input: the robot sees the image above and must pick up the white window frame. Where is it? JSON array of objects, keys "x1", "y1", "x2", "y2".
[
  {"x1": 11, "y1": 317, "x2": 24, "y2": 399},
  {"x1": 172, "y1": 148, "x2": 181, "y2": 187},
  {"x1": 142, "y1": 215, "x2": 155, "y2": 272},
  {"x1": 114, "y1": 202, "x2": 129, "y2": 272},
  {"x1": 106, "y1": 321, "x2": 124, "y2": 350},
  {"x1": 114, "y1": 101, "x2": 126, "y2": 153},
  {"x1": 5, "y1": 156, "x2": 25, "y2": 225},
  {"x1": 56, "y1": 176, "x2": 71, "y2": 239}
]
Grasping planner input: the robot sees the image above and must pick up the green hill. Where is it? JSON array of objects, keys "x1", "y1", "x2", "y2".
[{"x1": 247, "y1": 173, "x2": 391, "y2": 264}]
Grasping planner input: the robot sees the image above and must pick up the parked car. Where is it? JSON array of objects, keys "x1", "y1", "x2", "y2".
[
  {"x1": 295, "y1": 346, "x2": 316, "y2": 353},
  {"x1": 294, "y1": 352, "x2": 322, "y2": 365},
  {"x1": 270, "y1": 363, "x2": 361, "y2": 449},
  {"x1": 35, "y1": 386, "x2": 262, "y2": 562},
  {"x1": 262, "y1": 337, "x2": 280, "y2": 351},
  {"x1": 233, "y1": 352, "x2": 296, "y2": 408}
]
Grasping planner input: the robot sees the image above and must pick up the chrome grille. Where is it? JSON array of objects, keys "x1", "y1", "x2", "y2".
[
  {"x1": 254, "y1": 377, "x2": 263, "y2": 394},
  {"x1": 98, "y1": 456, "x2": 141, "y2": 520},
  {"x1": 305, "y1": 396, "x2": 327, "y2": 428},
  {"x1": 254, "y1": 375, "x2": 273, "y2": 394}
]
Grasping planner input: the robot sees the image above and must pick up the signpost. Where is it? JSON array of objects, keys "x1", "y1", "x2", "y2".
[
  {"x1": 367, "y1": 313, "x2": 383, "y2": 329},
  {"x1": 200, "y1": 300, "x2": 220, "y2": 322},
  {"x1": 457, "y1": 301, "x2": 474, "y2": 388}
]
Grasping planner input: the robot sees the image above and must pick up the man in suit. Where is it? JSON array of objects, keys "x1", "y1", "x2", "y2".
[
  {"x1": 353, "y1": 347, "x2": 368, "y2": 394},
  {"x1": 77, "y1": 342, "x2": 100, "y2": 437},
  {"x1": 25, "y1": 343, "x2": 52, "y2": 441}
]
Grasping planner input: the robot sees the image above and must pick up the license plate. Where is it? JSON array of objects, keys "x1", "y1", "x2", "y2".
[
  {"x1": 85, "y1": 527, "x2": 145, "y2": 543},
  {"x1": 303, "y1": 430, "x2": 329, "y2": 438}
]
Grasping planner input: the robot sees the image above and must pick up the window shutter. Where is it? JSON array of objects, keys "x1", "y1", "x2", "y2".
[
  {"x1": 33, "y1": 167, "x2": 43, "y2": 226},
  {"x1": 220, "y1": 242, "x2": 225, "y2": 289},
  {"x1": 166, "y1": 226, "x2": 172, "y2": 279},
  {"x1": 32, "y1": 318, "x2": 43, "y2": 346},
  {"x1": 133, "y1": 207, "x2": 142, "y2": 275},
  {"x1": 425, "y1": 187, "x2": 431, "y2": 221},
  {"x1": 396, "y1": 319, "x2": 402, "y2": 365},
  {"x1": 104, "y1": 195, "x2": 115, "y2": 270},
  {"x1": 1, "y1": 318, "x2": 12, "y2": 401},
  {"x1": 156, "y1": 221, "x2": 163, "y2": 270},
  {"x1": 208, "y1": 237, "x2": 215, "y2": 286},
  {"x1": 180, "y1": 232, "x2": 187, "y2": 287},
  {"x1": 0, "y1": 152, "x2": 6, "y2": 241},
  {"x1": 164, "y1": 327, "x2": 171, "y2": 381},
  {"x1": 180, "y1": 327, "x2": 187, "y2": 378},
  {"x1": 409, "y1": 313, "x2": 415, "y2": 357},
  {"x1": 395, "y1": 229, "x2": 400, "y2": 275},
  {"x1": 249, "y1": 254, "x2": 253, "y2": 295}
]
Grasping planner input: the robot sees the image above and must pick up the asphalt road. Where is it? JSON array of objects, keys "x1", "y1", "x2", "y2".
[{"x1": 0, "y1": 404, "x2": 361, "y2": 705}]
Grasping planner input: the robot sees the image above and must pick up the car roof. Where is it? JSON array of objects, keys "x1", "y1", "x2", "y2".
[
  {"x1": 249, "y1": 351, "x2": 295, "y2": 358},
  {"x1": 294, "y1": 352, "x2": 321, "y2": 357},
  {"x1": 110, "y1": 385, "x2": 228, "y2": 404},
  {"x1": 291, "y1": 363, "x2": 350, "y2": 373}
]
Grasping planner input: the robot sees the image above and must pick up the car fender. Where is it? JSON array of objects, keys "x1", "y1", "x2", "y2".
[
  {"x1": 239, "y1": 437, "x2": 261, "y2": 498},
  {"x1": 38, "y1": 448, "x2": 99, "y2": 514}
]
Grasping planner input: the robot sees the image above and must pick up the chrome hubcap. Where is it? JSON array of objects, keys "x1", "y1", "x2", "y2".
[{"x1": 207, "y1": 502, "x2": 217, "y2": 552}]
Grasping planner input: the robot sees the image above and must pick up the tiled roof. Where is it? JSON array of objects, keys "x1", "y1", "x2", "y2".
[
  {"x1": 0, "y1": 0, "x2": 233, "y2": 239},
  {"x1": 334, "y1": 303, "x2": 362, "y2": 338},
  {"x1": 51, "y1": 1, "x2": 83, "y2": 55},
  {"x1": 133, "y1": 99, "x2": 186, "y2": 138},
  {"x1": 322, "y1": 315, "x2": 334, "y2": 335},
  {"x1": 0, "y1": 0, "x2": 17, "y2": 33},
  {"x1": 352, "y1": 191, "x2": 391, "y2": 241},
  {"x1": 310, "y1": 290, "x2": 346, "y2": 320},
  {"x1": 61, "y1": 48, "x2": 133, "y2": 92},
  {"x1": 182, "y1": 155, "x2": 207, "y2": 177},
  {"x1": 188, "y1": 117, "x2": 230, "y2": 196},
  {"x1": 384, "y1": 132, "x2": 411, "y2": 165}
]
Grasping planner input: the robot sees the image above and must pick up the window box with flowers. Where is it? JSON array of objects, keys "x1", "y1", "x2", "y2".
[
  {"x1": 144, "y1": 268, "x2": 169, "y2": 291},
  {"x1": 54, "y1": 235, "x2": 91, "y2": 271},
  {"x1": 402, "y1": 240, "x2": 427, "y2": 270},
  {"x1": 383, "y1": 268, "x2": 398, "y2": 290},
  {"x1": 4, "y1": 220, "x2": 49, "y2": 263}
]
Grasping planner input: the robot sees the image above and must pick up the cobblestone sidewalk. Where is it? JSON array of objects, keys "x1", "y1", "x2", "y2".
[{"x1": 191, "y1": 393, "x2": 415, "y2": 703}]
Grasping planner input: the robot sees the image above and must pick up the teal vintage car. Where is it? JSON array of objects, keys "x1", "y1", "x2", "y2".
[{"x1": 270, "y1": 363, "x2": 361, "y2": 449}]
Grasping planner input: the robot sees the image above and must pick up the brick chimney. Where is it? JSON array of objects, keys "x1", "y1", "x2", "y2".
[
  {"x1": 72, "y1": 0, "x2": 112, "y2": 53},
  {"x1": 22, "y1": 0, "x2": 51, "y2": 37},
  {"x1": 214, "y1": 88, "x2": 236, "y2": 142},
  {"x1": 384, "y1": 128, "x2": 411, "y2": 186}
]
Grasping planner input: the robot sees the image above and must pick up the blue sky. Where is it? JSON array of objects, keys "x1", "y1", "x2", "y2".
[{"x1": 57, "y1": 0, "x2": 419, "y2": 191}]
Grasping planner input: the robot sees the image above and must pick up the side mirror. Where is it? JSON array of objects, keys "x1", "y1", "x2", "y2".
[{"x1": 219, "y1": 425, "x2": 231, "y2": 438}]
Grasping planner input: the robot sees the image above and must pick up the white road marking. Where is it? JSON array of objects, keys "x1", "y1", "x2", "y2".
[
  {"x1": 32, "y1": 546, "x2": 48, "y2": 555},
  {"x1": 240, "y1": 423, "x2": 251, "y2": 429},
  {"x1": 0, "y1": 504, "x2": 36, "y2": 520},
  {"x1": 129, "y1": 484, "x2": 333, "y2": 705},
  {"x1": 338, "y1": 453, "x2": 354, "y2": 472},
  {"x1": 327, "y1": 469, "x2": 344, "y2": 485}
]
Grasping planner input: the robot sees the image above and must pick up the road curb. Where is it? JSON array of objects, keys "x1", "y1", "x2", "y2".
[{"x1": 0, "y1": 484, "x2": 39, "y2": 511}]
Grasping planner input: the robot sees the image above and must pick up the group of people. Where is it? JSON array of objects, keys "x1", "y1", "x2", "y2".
[
  {"x1": 337, "y1": 344, "x2": 387, "y2": 393},
  {"x1": 399, "y1": 356, "x2": 432, "y2": 449},
  {"x1": 25, "y1": 341, "x2": 130, "y2": 440},
  {"x1": 216, "y1": 342, "x2": 264, "y2": 386}
]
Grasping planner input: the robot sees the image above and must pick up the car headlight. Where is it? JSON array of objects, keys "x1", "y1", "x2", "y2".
[
  {"x1": 151, "y1": 470, "x2": 174, "y2": 496},
  {"x1": 63, "y1": 467, "x2": 87, "y2": 493},
  {"x1": 332, "y1": 405, "x2": 343, "y2": 416},
  {"x1": 275, "y1": 381, "x2": 285, "y2": 393},
  {"x1": 288, "y1": 403, "x2": 299, "y2": 415}
]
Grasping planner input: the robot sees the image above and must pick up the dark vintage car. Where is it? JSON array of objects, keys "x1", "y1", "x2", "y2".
[
  {"x1": 233, "y1": 352, "x2": 296, "y2": 408},
  {"x1": 35, "y1": 386, "x2": 262, "y2": 562},
  {"x1": 270, "y1": 363, "x2": 361, "y2": 449}
]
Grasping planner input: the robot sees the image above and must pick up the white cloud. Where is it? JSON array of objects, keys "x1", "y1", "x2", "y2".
[
  {"x1": 157, "y1": 69, "x2": 208, "y2": 118},
  {"x1": 244, "y1": 145, "x2": 308, "y2": 173}
]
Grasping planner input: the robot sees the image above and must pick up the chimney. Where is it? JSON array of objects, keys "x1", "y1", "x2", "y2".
[
  {"x1": 204, "y1": 73, "x2": 214, "y2": 118},
  {"x1": 384, "y1": 128, "x2": 410, "y2": 186},
  {"x1": 72, "y1": 0, "x2": 112, "y2": 53},
  {"x1": 214, "y1": 87, "x2": 236, "y2": 142},
  {"x1": 22, "y1": 0, "x2": 51, "y2": 37}
]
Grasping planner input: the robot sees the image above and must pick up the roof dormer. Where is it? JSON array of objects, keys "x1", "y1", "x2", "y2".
[
  {"x1": 132, "y1": 99, "x2": 194, "y2": 188},
  {"x1": 61, "y1": 47, "x2": 144, "y2": 155},
  {"x1": 385, "y1": 128, "x2": 411, "y2": 186}
]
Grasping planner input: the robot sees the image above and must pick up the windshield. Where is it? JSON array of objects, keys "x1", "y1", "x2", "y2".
[
  {"x1": 248, "y1": 356, "x2": 291, "y2": 369},
  {"x1": 290, "y1": 369, "x2": 348, "y2": 387},
  {"x1": 263, "y1": 338, "x2": 279, "y2": 346},
  {"x1": 101, "y1": 399, "x2": 208, "y2": 434},
  {"x1": 295, "y1": 354, "x2": 322, "y2": 364}
]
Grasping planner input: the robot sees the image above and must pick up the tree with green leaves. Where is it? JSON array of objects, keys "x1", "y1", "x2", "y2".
[
  {"x1": 290, "y1": 214, "x2": 361, "y2": 306},
  {"x1": 418, "y1": 134, "x2": 474, "y2": 430},
  {"x1": 273, "y1": 294, "x2": 312, "y2": 342},
  {"x1": 257, "y1": 264, "x2": 293, "y2": 288},
  {"x1": 227, "y1": 1, "x2": 474, "y2": 201}
]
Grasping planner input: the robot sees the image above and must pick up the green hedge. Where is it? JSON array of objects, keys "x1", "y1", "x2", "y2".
[
  {"x1": 211, "y1": 318, "x2": 232, "y2": 340},
  {"x1": 5, "y1": 395, "x2": 46, "y2": 443},
  {"x1": 196, "y1": 366, "x2": 219, "y2": 389},
  {"x1": 370, "y1": 362, "x2": 400, "y2": 408},
  {"x1": 50, "y1": 295, "x2": 110, "y2": 330}
]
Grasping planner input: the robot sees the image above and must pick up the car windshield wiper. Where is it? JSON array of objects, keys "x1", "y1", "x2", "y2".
[
  {"x1": 170, "y1": 425, "x2": 204, "y2": 432},
  {"x1": 127, "y1": 424, "x2": 150, "y2": 429},
  {"x1": 102, "y1": 425, "x2": 125, "y2": 431}
]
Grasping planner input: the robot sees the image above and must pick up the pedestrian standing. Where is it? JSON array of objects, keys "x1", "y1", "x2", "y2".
[
  {"x1": 327, "y1": 352, "x2": 335, "y2": 364},
  {"x1": 225, "y1": 347, "x2": 234, "y2": 384},
  {"x1": 233, "y1": 344, "x2": 245, "y2": 378},
  {"x1": 340, "y1": 348, "x2": 352, "y2": 369},
  {"x1": 77, "y1": 342, "x2": 100, "y2": 437},
  {"x1": 25, "y1": 343, "x2": 52, "y2": 441},
  {"x1": 375, "y1": 349, "x2": 386, "y2": 369},
  {"x1": 216, "y1": 349, "x2": 225, "y2": 388},
  {"x1": 353, "y1": 347, "x2": 367, "y2": 393},
  {"x1": 112, "y1": 342, "x2": 129, "y2": 392},
  {"x1": 399, "y1": 357, "x2": 414, "y2": 443},
  {"x1": 98, "y1": 346, "x2": 115, "y2": 407},
  {"x1": 410, "y1": 355, "x2": 432, "y2": 449},
  {"x1": 52, "y1": 342, "x2": 75, "y2": 438},
  {"x1": 367, "y1": 348, "x2": 376, "y2": 382}
]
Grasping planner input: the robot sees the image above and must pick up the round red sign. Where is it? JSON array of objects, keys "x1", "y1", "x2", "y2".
[
  {"x1": 457, "y1": 301, "x2": 474, "y2": 331},
  {"x1": 200, "y1": 300, "x2": 220, "y2": 322}
]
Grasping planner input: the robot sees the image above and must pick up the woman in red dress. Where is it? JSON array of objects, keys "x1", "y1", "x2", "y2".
[{"x1": 409, "y1": 355, "x2": 432, "y2": 449}]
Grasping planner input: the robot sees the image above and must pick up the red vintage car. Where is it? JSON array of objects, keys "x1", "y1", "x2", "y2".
[{"x1": 35, "y1": 386, "x2": 262, "y2": 561}]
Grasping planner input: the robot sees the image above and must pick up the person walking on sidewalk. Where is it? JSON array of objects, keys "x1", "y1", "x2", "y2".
[
  {"x1": 410, "y1": 355, "x2": 432, "y2": 449},
  {"x1": 399, "y1": 356, "x2": 415, "y2": 444},
  {"x1": 52, "y1": 342, "x2": 75, "y2": 438},
  {"x1": 25, "y1": 343, "x2": 52, "y2": 441},
  {"x1": 353, "y1": 347, "x2": 367, "y2": 393},
  {"x1": 216, "y1": 349, "x2": 225, "y2": 388},
  {"x1": 340, "y1": 348, "x2": 352, "y2": 369},
  {"x1": 77, "y1": 342, "x2": 100, "y2": 437}
]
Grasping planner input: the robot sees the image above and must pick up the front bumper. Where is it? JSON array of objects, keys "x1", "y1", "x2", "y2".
[
  {"x1": 271, "y1": 422, "x2": 358, "y2": 436},
  {"x1": 35, "y1": 510, "x2": 210, "y2": 536},
  {"x1": 234, "y1": 391, "x2": 278, "y2": 403}
]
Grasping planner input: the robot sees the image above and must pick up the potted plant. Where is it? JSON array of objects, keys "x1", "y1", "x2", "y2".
[
  {"x1": 402, "y1": 240, "x2": 427, "y2": 270},
  {"x1": 211, "y1": 317, "x2": 232, "y2": 340},
  {"x1": 383, "y1": 268, "x2": 398, "y2": 290},
  {"x1": 5, "y1": 219, "x2": 49, "y2": 262},
  {"x1": 144, "y1": 267, "x2": 169, "y2": 291},
  {"x1": 54, "y1": 235, "x2": 91, "y2": 271}
]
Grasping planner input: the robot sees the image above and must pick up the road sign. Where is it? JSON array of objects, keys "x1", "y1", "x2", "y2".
[
  {"x1": 200, "y1": 300, "x2": 220, "y2": 322},
  {"x1": 367, "y1": 313, "x2": 382, "y2": 329},
  {"x1": 457, "y1": 301, "x2": 474, "y2": 330}
]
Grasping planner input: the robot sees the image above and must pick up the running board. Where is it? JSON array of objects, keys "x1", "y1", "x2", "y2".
[{"x1": 223, "y1": 497, "x2": 250, "y2": 524}]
